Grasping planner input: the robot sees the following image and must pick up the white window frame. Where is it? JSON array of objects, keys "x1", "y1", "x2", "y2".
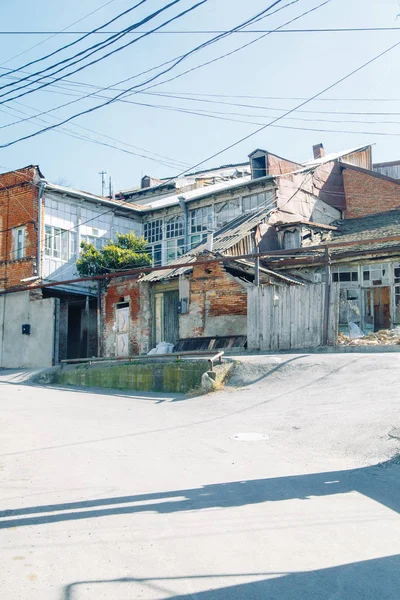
[
  {"x1": 45, "y1": 225, "x2": 77, "y2": 261},
  {"x1": 190, "y1": 205, "x2": 213, "y2": 234},
  {"x1": 12, "y1": 226, "x2": 26, "y2": 260},
  {"x1": 144, "y1": 219, "x2": 163, "y2": 243}
]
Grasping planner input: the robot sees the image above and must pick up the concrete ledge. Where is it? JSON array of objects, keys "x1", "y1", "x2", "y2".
[
  {"x1": 226, "y1": 345, "x2": 400, "y2": 355},
  {"x1": 39, "y1": 359, "x2": 232, "y2": 394}
]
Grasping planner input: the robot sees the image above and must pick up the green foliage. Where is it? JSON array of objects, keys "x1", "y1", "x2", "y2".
[{"x1": 76, "y1": 232, "x2": 152, "y2": 277}]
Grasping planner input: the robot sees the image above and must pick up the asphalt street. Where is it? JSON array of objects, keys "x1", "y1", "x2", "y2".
[{"x1": 0, "y1": 353, "x2": 399, "y2": 599}]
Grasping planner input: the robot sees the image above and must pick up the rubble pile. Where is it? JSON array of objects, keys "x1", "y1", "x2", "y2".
[{"x1": 338, "y1": 328, "x2": 400, "y2": 346}]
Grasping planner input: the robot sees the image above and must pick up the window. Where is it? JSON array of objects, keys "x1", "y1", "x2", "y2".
[
  {"x1": 147, "y1": 243, "x2": 162, "y2": 266},
  {"x1": 215, "y1": 199, "x2": 241, "y2": 228},
  {"x1": 81, "y1": 234, "x2": 104, "y2": 251},
  {"x1": 166, "y1": 238, "x2": 184, "y2": 264},
  {"x1": 283, "y1": 230, "x2": 300, "y2": 250},
  {"x1": 45, "y1": 225, "x2": 77, "y2": 260},
  {"x1": 332, "y1": 267, "x2": 358, "y2": 285},
  {"x1": 250, "y1": 153, "x2": 267, "y2": 179},
  {"x1": 339, "y1": 288, "x2": 361, "y2": 325},
  {"x1": 362, "y1": 263, "x2": 390, "y2": 286},
  {"x1": 190, "y1": 233, "x2": 207, "y2": 249},
  {"x1": 166, "y1": 215, "x2": 183, "y2": 239},
  {"x1": 395, "y1": 286, "x2": 400, "y2": 324},
  {"x1": 12, "y1": 227, "x2": 25, "y2": 259},
  {"x1": 144, "y1": 219, "x2": 163, "y2": 243},
  {"x1": 190, "y1": 206, "x2": 212, "y2": 233},
  {"x1": 242, "y1": 192, "x2": 270, "y2": 212}
]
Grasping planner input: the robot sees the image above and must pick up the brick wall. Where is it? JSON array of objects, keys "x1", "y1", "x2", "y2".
[
  {"x1": 102, "y1": 276, "x2": 151, "y2": 356},
  {"x1": 0, "y1": 166, "x2": 39, "y2": 289},
  {"x1": 180, "y1": 262, "x2": 248, "y2": 338},
  {"x1": 343, "y1": 167, "x2": 400, "y2": 218}
]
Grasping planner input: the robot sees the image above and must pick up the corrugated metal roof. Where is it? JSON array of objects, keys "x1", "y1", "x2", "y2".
[
  {"x1": 140, "y1": 203, "x2": 276, "y2": 282},
  {"x1": 303, "y1": 145, "x2": 371, "y2": 167}
]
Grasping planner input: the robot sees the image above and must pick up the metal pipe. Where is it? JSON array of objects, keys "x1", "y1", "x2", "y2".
[
  {"x1": 60, "y1": 350, "x2": 224, "y2": 368},
  {"x1": 178, "y1": 196, "x2": 189, "y2": 254},
  {"x1": 37, "y1": 180, "x2": 45, "y2": 279},
  {"x1": 2, "y1": 236, "x2": 400, "y2": 296}
]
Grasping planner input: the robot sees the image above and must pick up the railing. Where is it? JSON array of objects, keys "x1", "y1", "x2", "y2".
[{"x1": 60, "y1": 350, "x2": 224, "y2": 372}]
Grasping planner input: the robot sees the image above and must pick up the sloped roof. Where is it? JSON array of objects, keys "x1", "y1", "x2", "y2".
[
  {"x1": 303, "y1": 145, "x2": 371, "y2": 167},
  {"x1": 333, "y1": 210, "x2": 400, "y2": 244},
  {"x1": 140, "y1": 203, "x2": 276, "y2": 282}
]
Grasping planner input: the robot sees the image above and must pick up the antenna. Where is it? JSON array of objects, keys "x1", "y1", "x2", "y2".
[{"x1": 99, "y1": 170, "x2": 107, "y2": 196}]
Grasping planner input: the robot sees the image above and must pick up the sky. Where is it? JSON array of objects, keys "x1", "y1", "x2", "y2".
[{"x1": 0, "y1": 0, "x2": 399, "y2": 194}]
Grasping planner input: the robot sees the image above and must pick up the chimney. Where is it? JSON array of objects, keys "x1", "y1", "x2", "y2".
[{"x1": 313, "y1": 143, "x2": 325, "y2": 160}]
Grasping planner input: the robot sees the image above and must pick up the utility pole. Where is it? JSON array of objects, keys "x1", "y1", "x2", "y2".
[
  {"x1": 108, "y1": 176, "x2": 113, "y2": 198},
  {"x1": 99, "y1": 171, "x2": 107, "y2": 196}
]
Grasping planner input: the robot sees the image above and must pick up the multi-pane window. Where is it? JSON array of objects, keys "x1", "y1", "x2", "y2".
[
  {"x1": 190, "y1": 206, "x2": 212, "y2": 233},
  {"x1": 362, "y1": 263, "x2": 390, "y2": 286},
  {"x1": 332, "y1": 267, "x2": 358, "y2": 285},
  {"x1": 166, "y1": 215, "x2": 183, "y2": 239},
  {"x1": 147, "y1": 243, "x2": 162, "y2": 266},
  {"x1": 242, "y1": 192, "x2": 270, "y2": 212},
  {"x1": 81, "y1": 234, "x2": 105, "y2": 251},
  {"x1": 215, "y1": 199, "x2": 241, "y2": 228},
  {"x1": 45, "y1": 225, "x2": 77, "y2": 261},
  {"x1": 166, "y1": 238, "x2": 185, "y2": 264},
  {"x1": 12, "y1": 227, "x2": 25, "y2": 259},
  {"x1": 144, "y1": 219, "x2": 163, "y2": 243}
]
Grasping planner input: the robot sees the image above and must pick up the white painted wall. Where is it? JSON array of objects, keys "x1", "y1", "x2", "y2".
[
  {"x1": 0, "y1": 292, "x2": 57, "y2": 368},
  {"x1": 42, "y1": 191, "x2": 142, "y2": 286}
]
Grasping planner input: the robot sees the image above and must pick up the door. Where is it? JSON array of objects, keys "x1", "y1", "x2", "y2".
[
  {"x1": 163, "y1": 290, "x2": 179, "y2": 345},
  {"x1": 115, "y1": 303, "x2": 129, "y2": 356},
  {"x1": 373, "y1": 287, "x2": 390, "y2": 331},
  {"x1": 363, "y1": 287, "x2": 390, "y2": 332}
]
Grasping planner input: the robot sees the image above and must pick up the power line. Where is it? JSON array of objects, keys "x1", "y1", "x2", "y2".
[
  {"x1": 0, "y1": 0, "x2": 182, "y2": 102},
  {"x1": 0, "y1": 0, "x2": 290, "y2": 145},
  {"x1": 0, "y1": 0, "x2": 120, "y2": 67},
  {"x1": 1, "y1": 27, "x2": 400, "y2": 34}
]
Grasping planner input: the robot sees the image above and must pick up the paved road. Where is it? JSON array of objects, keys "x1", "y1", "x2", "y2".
[{"x1": 0, "y1": 353, "x2": 400, "y2": 599}]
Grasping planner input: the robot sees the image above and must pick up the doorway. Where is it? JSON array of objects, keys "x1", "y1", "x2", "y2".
[
  {"x1": 115, "y1": 302, "x2": 129, "y2": 356},
  {"x1": 154, "y1": 290, "x2": 179, "y2": 345},
  {"x1": 364, "y1": 287, "x2": 391, "y2": 332}
]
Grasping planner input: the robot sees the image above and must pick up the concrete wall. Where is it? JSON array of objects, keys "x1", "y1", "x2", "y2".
[
  {"x1": 55, "y1": 359, "x2": 212, "y2": 393},
  {"x1": 0, "y1": 291, "x2": 57, "y2": 368}
]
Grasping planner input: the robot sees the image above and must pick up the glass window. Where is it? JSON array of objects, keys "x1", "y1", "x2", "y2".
[
  {"x1": 144, "y1": 219, "x2": 163, "y2": 243},
  {"x1": 332, "y1": 267, "x2": 359, "y2": 285},
  {"x1": 166, "y1": 216, "x2": 183, "y2": 239},
  {"x1": 362, "y1": 263, "x2": 390, "y2": 286},
  {"x1": 45, "y1": 225, "x2": 77, "y2": 260},
  {"x1": 190, "y1": 234, "x2": 207, "y2": 249},
  {"x1": 394, "y1": 264, "x2": 400, "y2": 284},
  {"x1": 215, "y1": 199, "x2": 241, "y2": 228},
  {"x1": 15, "y1": 228, "x2": 25, "y2": 259},
  {"x1": 81, "y1": 234, "x2": 104, "y2": 250},
  {"x1": 242, "y1": 192, "x2": 270, "y2": 213},
  {"x1": 166, "y1": 238, "x2": 184, "y2": 264},
  {"x1": 190, "y1": 206, "x2": 212, "y2": 233}
]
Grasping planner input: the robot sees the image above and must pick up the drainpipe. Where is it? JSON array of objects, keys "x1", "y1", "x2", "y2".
[
  {"x1": 323, "y1": 247, "x2": 331, "y2": 345},
  {"x1": 37, "y1": 180, "x2": 46, "y2": 280},
  {"x1": 178, "y1": 196, "x2": 188, "y2": 253}
]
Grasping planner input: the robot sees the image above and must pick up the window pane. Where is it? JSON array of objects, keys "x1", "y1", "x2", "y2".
[
  {"x1": 70, "y1": 232, "x2": 77, "y2": 257},
  {"x1": 166, "y1": 216, "x2": 183, "y2": 239},
  {"x1": 395, "y1": 286, "x2": 400, "y2": 323},
  {"x1": 45, "y1": 226, "x2": 52, "y2": 256},
  {"x1": 17, "y1": 229, "x2": 24, "y2": 259},
  {"x1": 144, "y1": 219, "x2": 163, "y2": 243},
  {"x1": 190, "y1": 206, "x2": 212, "y2": 233},
  {"x1": 153, "y1": 243, "x2": 162, "y2": 266},
  {"x1": 53, "y1": 229, "x2": 61, "y2": 258},
  {"x1": 61, "y1": 231, "x2": 68, "y2": 261}
]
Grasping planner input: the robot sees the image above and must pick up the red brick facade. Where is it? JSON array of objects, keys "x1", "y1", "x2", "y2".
[
  {"x1": 0, "y1": 166, "x2": 40, "y2": 289},
  {"x1": 343, "y1": 166, "x2": 400, "y2": 219}
]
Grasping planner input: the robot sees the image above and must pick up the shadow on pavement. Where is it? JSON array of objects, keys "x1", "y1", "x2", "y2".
[
  {"x1": 62, "y1": 556, "x2": 400, "y2": 599},
  {"x1": 1, "y1": 458, "x2": 399, "y2": 529}
]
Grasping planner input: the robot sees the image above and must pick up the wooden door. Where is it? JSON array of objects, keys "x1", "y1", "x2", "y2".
[
  {"x1": 373, "y1": 287, "x2": 390, "y2": 331},
  {"x1": 163, "y1": 290, "x2": 179, "y2": 345}
]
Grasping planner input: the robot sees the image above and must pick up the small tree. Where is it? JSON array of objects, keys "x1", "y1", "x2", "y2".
[{"x1": 76, "y1": 232, "x2": 152, "y2": 277}]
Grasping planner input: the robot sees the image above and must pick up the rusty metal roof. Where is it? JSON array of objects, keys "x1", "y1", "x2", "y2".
[{"x1": 140, "y1": 203, "x2": 276, "y2": 282}]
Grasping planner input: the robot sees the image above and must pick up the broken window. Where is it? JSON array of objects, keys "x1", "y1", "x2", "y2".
[
  {"x1": 215, "y1": 198, "x2": 241, "y2": 228},
  {"x1": 190, "y1": 206, "x2": 212, "y2": 233},
  {"x1": 339, "y1": 288, "x2": 361, "y2": 326},
  {"x1": 166, "y1": 215, "x2": 184, "y2": 239},
  {"x1": 144, "y1": 219, "x2": 163, "y2": 243},
  {"x1": 362, "y1": 263, "x2": 390, "y2": 286}
]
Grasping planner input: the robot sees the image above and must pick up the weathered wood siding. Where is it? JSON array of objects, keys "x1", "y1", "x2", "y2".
[{"x1": 247, "y1": 283, "x2": 339, "y2": 351}]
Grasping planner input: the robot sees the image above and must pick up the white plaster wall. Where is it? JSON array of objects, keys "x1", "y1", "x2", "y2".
[{"x1": 0, "y1": 292, "x2": 57, "y2": 368}]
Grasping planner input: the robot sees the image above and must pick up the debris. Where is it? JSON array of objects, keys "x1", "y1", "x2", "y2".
[{"x1": 338, "y1": 328, "x2": 400, "y2": 346}]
